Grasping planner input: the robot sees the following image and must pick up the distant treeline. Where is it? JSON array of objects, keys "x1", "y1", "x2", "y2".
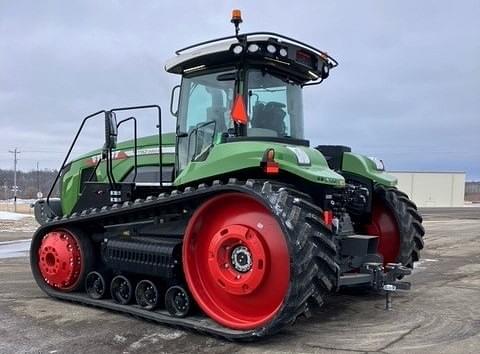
[
  {"x1": 1, "y1": 168, "x2": 478, "y2": 202},
  {"x1": 0, "y1": 169, "x2": 59, "y2": 199}
]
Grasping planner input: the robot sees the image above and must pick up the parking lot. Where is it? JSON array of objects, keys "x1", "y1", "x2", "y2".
[{"x1": 1, "y1": 208, "x2": 479, "y2": 354}]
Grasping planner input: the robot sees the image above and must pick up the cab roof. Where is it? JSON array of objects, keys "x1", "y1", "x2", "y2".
[{"x1": 165, "y1": 32, "x2": 338, "y2": 85}]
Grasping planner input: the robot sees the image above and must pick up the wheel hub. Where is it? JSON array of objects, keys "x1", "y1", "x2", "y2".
[
  {"x1": 230, "y1": 245, "x2": 252, "y2": 272},
  {"x1": 94, "y1": 278, "x2": 103, "y2": 292},
  {"x1": 145, "y1": 286, "x2": 156, "y2": 302},
  {"x1": 119, "y1": 282, "x2": 129, "y2": 299},
  {"x1": 207, "y1": 224, "x2": 266, "y2": 295},
  {"x1": 37, "y1": 230, "x2": 82, "y2": 290},
  {"x1": 175, "y1": 292, "x2": 188, "y2": 310}
]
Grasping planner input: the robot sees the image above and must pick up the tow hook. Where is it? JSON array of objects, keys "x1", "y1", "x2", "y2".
[{"x1": 360, "y1": 262, "x2": 412, "y2": 310}]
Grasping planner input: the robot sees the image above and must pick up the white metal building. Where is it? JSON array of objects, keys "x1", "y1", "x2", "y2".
[{"x1": 389, "y1": 171, "x2": 466, "y2": 207}]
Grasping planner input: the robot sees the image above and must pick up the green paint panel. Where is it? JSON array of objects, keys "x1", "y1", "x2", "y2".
[
  {"x1": 174, "y1": 141, "x2": 345, "y2": 187},
  {"x1": 60, "y1": 133, "x2": 176, "y2": 215},
  {"x1": 342, "y1": 152, "x2": 397, "y2": 187}
]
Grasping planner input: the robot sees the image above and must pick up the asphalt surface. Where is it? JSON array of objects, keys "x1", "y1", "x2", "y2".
[{"x1": 0, "y1": 208, "x2": 479, "y2": 354}]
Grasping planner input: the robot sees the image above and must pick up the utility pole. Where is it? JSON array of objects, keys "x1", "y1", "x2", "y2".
[
  {"x1": 8, "y1": 148, "x2": 20, "y2": 212},
  {"x1": 36, "y1": 161, "x2": 43, "y2": 199}
]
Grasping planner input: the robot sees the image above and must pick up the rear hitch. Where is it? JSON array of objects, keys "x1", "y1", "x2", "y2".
[
  {"x1": 364, "y1": 262, "x2": 411, "y2": 310},
  {"x1": 338, "y1": 262, "x2": 412, "y2": 310}
]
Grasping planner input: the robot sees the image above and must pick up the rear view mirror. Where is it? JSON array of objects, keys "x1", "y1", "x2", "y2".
[
  {"x1": 170, "y1": 85, "x2": 181, "y2": 117},
  {"x1": 104, "y1": 111, "x2": 118, "y2": 151}
]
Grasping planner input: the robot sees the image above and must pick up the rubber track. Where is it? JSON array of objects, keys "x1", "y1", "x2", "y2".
[
  {"x1": 375, "y1": 185, "x2": 425, "y2": 267},
  {"x1": 30, "y1": 179, "x2": 338, "y2": 340}
]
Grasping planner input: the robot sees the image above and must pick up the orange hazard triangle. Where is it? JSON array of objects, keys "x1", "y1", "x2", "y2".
[{"x1": 231, "y1": 95, "x2": 248, "y2": 124}]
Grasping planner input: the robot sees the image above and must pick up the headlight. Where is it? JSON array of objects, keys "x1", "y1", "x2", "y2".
[
  {"x1": 232, "y1": 45, "x2": 243, "y2": 55},
  {"x1": 266, "y1": 44, "x2": 277, "y2": 54},
  {"x1": 247, "y1": 44, "x2": 260, "y2": 53},
  {"x1": 279, "y1": 48, "x2": 288, "y2": 57}
]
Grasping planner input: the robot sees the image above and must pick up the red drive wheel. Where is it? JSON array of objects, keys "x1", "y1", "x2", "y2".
[
  {"x1": 183, "y1": 193, "x2": 290, "y2": 330},
  {"x1": 37, "y1": 229, "x2": 86, "y2": 291},
  {"x1": 365, "y1": 199, "x2": 400, "y2": 265}
]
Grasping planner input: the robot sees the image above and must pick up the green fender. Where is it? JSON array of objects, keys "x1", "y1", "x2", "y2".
[
  {"x1": 342, "y1": 152, "x2": 397, "y2": 187},
  {"x1": 174, "y1": 141, "x2": 345, "y2": 187}
]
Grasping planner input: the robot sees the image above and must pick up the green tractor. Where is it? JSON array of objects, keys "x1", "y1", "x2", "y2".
[{"x1": 31, "y1": 11, "x2": 424, "y2": 339}]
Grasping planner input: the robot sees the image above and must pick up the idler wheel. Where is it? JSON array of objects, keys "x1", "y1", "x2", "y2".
[
  {"x1": 110, "y1": 275, "x2": 133, "y2": 305},
  {"x1": 135, "y1": 280, "x2": 161, "y2": 310},
  {"x1": 165, "y1": 285, "x2": 191, "y2": 318},
  {"x1": 85, "y1": 271, "x2": 109, "y2": 299}
]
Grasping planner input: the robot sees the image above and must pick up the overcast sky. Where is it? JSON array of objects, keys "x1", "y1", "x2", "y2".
[{"x1": 1, "y1": 1, "x2": 479, "y2": 180}]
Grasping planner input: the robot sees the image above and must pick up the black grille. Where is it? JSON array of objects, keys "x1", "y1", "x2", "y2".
[{"x1": 102, "y1": 237, "x2": 181, "y2": 279}]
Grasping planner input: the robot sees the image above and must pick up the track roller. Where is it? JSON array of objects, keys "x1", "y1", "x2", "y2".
[
  {"x1": 135, "y1": 280, "x2": 161, "y2": 310},
  {"x1": 85, "y1": 271, "x2": 109, "y2": 299},
  {"x1": 165, "y1": 285, "x2": 191, "y2": 318},
  {"x1": 110, "y1": 275, "x2": 133, "y2": 305}
]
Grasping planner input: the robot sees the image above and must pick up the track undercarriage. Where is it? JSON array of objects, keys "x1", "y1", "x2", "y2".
[{"x1": 31, "y1": 179, "x2": 417, "y2": 340}]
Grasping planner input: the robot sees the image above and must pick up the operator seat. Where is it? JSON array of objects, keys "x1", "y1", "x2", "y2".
[
  {"x1": 251, "y1": 101, "x2": 287, "y2": 136},
  {"x1": 206, "y1": 106, "x2": 227, "y2": 133}
]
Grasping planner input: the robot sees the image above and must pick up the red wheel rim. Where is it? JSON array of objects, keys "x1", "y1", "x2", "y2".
[
  {"x1": 365, "y1": 200, "x2": 400, "y2": 264},
  {"x1": 37, "y1": 229, "x2": 83, "y2": 291},
  {"x1": 183, "y1": 193, "x2": 290, "y2": 330}
]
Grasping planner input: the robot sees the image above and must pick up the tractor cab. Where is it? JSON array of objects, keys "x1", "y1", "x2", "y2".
[{"x1": 165, "y1": 13, "x2": 337, "y2": 173}]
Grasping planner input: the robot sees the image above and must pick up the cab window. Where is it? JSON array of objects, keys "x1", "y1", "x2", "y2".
[
  {"x1": 177, "y1": 70, "x2": 235, "y2": 171},
  {"x1": 247, "y1": 70, "x2": 304, "y2": 139}
]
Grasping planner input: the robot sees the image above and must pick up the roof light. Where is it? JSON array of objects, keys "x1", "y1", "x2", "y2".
[
  {"x1": 279, "y1": 48, "x2": 288, "y2": 57},
  {"x1": 247, "y1": 43, "x2": 260, "y2": 53},
  {"x1": 232, "y1": 45, "x2": 243, "y2": 55},
  {"x1": 266, "y1": 44, "x2": 277, "y2": 54},
  {"x1": 231, "y1": 95, "x2": 248, "y2": 124},
  {"x1": 323, "y1": 65, "x2": 329, "y2": 76},
  {"x1": 231, "y1": 9, "x2": 243, "y2": 23}
]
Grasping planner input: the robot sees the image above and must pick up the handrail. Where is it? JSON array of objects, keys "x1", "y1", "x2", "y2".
[
  {"x1": 47, "y1": 105, "x2": 163, "y2": 217},
  {"x1": 46, "y1": 110, "x2": 106, "y2": 210},
  {"x1": 117, "y1": 117, "x2": 138, "y2": 182},
  {"x1": 109, "y1": 105, "x2": 163, "y2": 186}
]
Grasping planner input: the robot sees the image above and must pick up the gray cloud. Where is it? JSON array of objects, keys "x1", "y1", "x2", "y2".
[{"x1": 0, "y1": 1, "x2": 479, "y2": 179}]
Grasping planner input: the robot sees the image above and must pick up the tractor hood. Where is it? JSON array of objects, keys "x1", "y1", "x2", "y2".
[{"x1": 174, "y1": 141, "x2": 345, "y2": 187}]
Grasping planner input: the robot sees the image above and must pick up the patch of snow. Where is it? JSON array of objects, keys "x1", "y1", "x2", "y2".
[
  {"x1": 0, "y1": 239, "x2": 30, "y2": 259},
  {"x1": 0, "y1": 198, "x2": 37, "y2": 205},
  {"x1": 114, "y1": 335, "x2": 127, "y2": 344},
  {"x1": 0, "y1": 211, "x2": 32, "y2": 221},
  {"x1": 129, "y1": 331, "x2": 184, "y2": 350}
]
